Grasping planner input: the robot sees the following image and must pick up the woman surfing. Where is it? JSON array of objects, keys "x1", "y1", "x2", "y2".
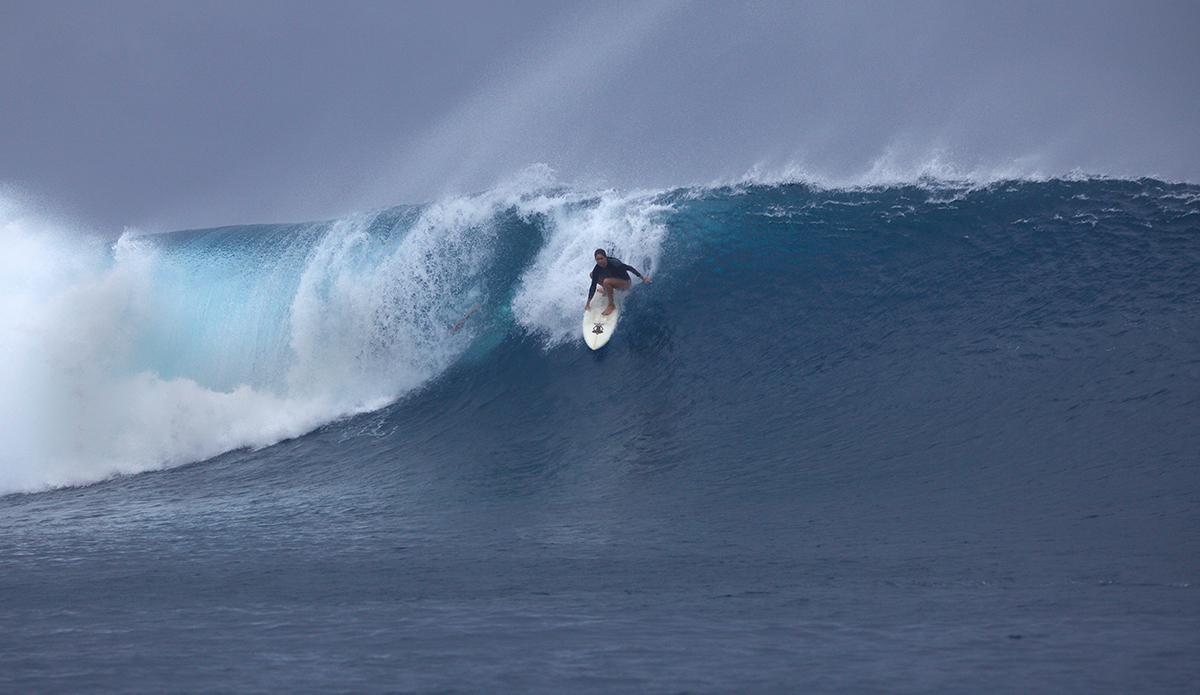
[{"x1": 585, "y1": 249, "x2": 651, "y2": 316}]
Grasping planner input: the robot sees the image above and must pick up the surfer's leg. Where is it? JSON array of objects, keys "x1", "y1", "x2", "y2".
[
  {"x1": 601, "y1": 280, "x2": 615, "y2": 314},
  {"x1": 601, "y1": 278, "x2": 631, "y2": 315}
]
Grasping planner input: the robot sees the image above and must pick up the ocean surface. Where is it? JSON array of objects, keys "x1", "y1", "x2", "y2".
[{"x1": 1, "y1": 176, "x2": 1198, "y2": 693}]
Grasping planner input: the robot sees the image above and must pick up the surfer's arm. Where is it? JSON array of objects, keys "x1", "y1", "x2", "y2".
[
  {"x1": 624, "y1": 262, "x2": 651, "y2": 282},
  {"x1": 586, "y1": 270, "x2": 598, "y2": 305}
]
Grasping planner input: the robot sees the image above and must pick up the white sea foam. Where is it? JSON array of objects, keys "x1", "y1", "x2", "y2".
[
  {"x1": 0, "y1": 200, "x2": 329, "y2": 492},
  {"x1": 0, "y1": 188, "x2": 501, "y2": 493},
  {"x1": 510, "y1": 187, "x2": 670, "y2": 345},
  {"x1": 0, "y1": 171, "x2": 678, "y2": 493}
]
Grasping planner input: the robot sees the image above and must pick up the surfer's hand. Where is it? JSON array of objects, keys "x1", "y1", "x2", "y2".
[{"x1": 643, "y1": 276, "x2": 652, "y2": 283}]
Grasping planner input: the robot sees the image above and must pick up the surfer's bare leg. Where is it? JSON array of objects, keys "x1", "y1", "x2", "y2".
[{"x1": 601, "y1": 277, "x2": 631, "y2": 315}]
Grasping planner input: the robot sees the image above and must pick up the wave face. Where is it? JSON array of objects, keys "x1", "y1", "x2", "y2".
[{"x1": 0, "y1": 176, "x2": 1196, "y2": 496}]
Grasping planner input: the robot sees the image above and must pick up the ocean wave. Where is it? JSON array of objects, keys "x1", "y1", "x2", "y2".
[{"x1": 2, "y1": 174, "x2": 1197, "y2": 494}]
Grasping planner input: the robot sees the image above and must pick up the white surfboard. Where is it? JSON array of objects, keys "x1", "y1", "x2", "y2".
[{"x1": 582, "y1": 293, "x2": 621, "y2": 349}]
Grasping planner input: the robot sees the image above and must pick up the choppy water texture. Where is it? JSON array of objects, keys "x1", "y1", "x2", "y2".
[{"x1": 2, "y1": 177, "x2": 1198, "y2": 693}]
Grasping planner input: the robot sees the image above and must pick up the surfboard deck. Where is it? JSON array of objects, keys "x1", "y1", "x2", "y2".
[{"x1": 582, "y1": 294, "x2": 621, "y2": 349}]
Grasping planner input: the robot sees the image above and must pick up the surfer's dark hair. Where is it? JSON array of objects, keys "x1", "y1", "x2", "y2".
[{"x1": 594, "y1": 248, "x2": 607, "y2": 257}]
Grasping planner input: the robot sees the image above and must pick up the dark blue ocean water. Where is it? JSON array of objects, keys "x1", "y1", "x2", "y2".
[{"x1": 2, "y1": 178, "x2": 1198, "y2": 693}]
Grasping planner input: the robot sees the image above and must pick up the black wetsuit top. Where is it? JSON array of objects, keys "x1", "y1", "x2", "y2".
[{"x1": 588, "y1": 257, "x2": 645, "y2": 300}]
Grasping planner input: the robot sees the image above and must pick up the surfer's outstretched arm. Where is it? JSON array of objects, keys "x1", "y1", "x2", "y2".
[{"x1": 621, "y1": 262, "x2": 651, "y2": 283}]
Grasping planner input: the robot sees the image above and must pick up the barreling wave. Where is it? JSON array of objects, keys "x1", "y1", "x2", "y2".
[
  {"x1": 2, "y1": 171, "x2": 1197, "y2": 494},
  {"x1": 0, "y1": 172, "x2": 671, "y2": 492}
]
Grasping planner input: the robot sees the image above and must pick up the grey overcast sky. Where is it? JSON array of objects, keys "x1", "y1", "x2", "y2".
[{"x1": 2, "y1": 0, "x2": 1198, "y2": 232}]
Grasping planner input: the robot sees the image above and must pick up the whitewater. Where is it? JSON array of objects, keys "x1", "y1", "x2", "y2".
[
  {"x1": 1, "y1": 173, "x2": 1197, "y2": 693},
  {"x1": 1, "y1": 171, "x2": 668, "y2": 492}
]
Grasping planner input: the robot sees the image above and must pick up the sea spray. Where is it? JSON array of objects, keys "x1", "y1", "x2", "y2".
[{"x1": 0, "y1": 180, "x2": 676, "y2": 493}]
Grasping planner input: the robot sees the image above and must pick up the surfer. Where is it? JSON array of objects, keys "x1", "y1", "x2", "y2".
[{"x1": 586, "y1": 249, "x2": 651, "y2": 316}]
